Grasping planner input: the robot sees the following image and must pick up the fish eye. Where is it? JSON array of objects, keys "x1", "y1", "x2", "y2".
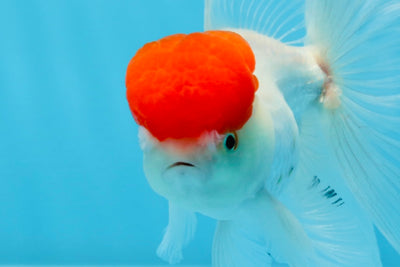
[{"x1": 224, "y1": 132, "x2": 238, "y2": 151}]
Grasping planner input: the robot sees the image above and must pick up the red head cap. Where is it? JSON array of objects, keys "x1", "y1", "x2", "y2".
[{"x1": 126, "y1": 30, "x2": 258, "y2": 141}]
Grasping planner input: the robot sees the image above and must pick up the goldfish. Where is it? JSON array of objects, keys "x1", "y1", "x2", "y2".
[{"x1": 125, "y1": 0, "x2": 400, "y2": 266}]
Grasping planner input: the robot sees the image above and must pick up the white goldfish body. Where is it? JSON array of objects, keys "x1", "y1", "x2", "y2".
[{"x1": 126, "y1": 1, "x2": 400, "y2": 266}]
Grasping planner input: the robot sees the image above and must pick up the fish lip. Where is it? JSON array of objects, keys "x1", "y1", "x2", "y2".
[{"x1": 167, "y1": 161, "x2": 196, "y2": 170}]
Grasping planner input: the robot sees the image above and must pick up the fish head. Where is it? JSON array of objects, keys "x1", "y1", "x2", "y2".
[
  {"x1": 138, "y1": 97, "x2": 274, "y2": 216},
  {"x1": 126, "y1": 30, "x2": 274, "y2": 216}
]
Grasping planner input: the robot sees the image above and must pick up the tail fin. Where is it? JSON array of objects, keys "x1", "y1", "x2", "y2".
[
  {"x1": 281, "y1": 105, "x2": 382, "y2": 266},
  {"x1": 305, "y1": 0, "x2": 400, "y2": 253}
]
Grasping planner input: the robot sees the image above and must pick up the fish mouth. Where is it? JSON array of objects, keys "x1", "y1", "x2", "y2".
[{"x1": 167, "y1": 161, "x2": 196, "y2": 169}]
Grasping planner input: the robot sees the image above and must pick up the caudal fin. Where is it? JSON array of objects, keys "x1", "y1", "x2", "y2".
[{"x1": 305, "y1": 0, "x2": 400, "y2": 253}]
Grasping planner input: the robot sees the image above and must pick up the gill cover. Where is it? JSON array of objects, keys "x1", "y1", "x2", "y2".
[{"x1": 126, "y1": 31, "x2": 259, "y2": 140}]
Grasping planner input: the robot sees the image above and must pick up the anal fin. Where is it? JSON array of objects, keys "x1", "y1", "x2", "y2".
[{"x1": 212, "y1": 220, "x2": 273, "y2": 267}]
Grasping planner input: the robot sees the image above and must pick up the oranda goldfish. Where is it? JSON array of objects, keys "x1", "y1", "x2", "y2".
[{"x1": 125, "y1": 0, "x2": 400, "y2": 266}]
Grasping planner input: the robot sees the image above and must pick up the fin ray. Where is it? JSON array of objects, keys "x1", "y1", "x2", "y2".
[
  {"x1": 281, "y1": 106, "x2": 382, "y2": 266},
  {"x1": 305, "y1": 0, "x2": 400, "y2": 253},
  {"x1": 156, "y1": 202, "x2": 197, "y2": 264},
  {"x1": 205, "y1": 0, "x2": 306, "y2": 45},
  {"x1": 212, "y1": 220, "x2": 273, "y2": 267}
]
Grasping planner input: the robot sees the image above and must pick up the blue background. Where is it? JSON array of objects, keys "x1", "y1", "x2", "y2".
[
  {"x1": 0, "y1": 0, "x2": 213, "y2": 265},
  {"x1": 0, "y1": 0, "x2": 398, "y2": 266}
]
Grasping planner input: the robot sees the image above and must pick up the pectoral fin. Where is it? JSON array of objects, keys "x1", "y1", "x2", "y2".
[{"x1": 156, "y1": 202, "x2": 197, "y2": 264}]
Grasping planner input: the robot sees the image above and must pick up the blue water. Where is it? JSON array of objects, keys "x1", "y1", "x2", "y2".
[{"x1": 0, "y1": 0, "x2": 399, "y2": 266}]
